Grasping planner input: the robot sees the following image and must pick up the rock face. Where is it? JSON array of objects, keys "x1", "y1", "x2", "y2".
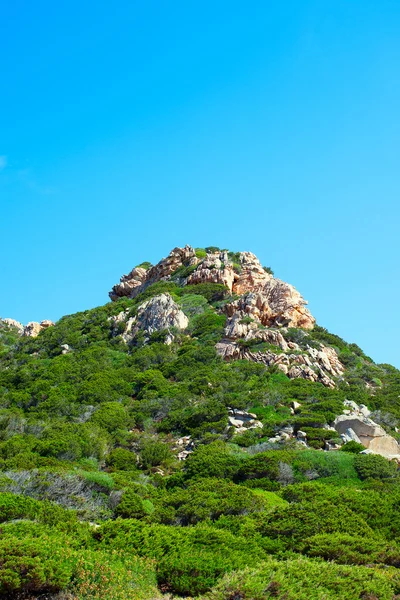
[
  {"x1": 109, "y1": 245, "x2": 314, "y2": 330},
  {"x1": 109, "y1": 245, "x2": 349, "y2": 387},
  {"x1": 216, "y1": 339, "x2": 343, "y2": 389},
  {"x1": 109, "y1": 245, "x2": 198, "y2": 300},
  {"x1": 23, "y1": 320, "x2": 55, "y2": 338},
  {"x1": 1, "y1": 318, "x2": 54, "y2": 338},
  {"x1": 1, "y1": 318, "x2": 24, "y2": 334},
  {"x1": 334, "y1": 402, "x2": 400, "y2": 458},
  {"x1": 110, "y1": 293, "x2": 188, "y2": 344}
]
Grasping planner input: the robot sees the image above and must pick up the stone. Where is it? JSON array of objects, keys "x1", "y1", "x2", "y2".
[
  {"x1": 359, "y1": 404, "x2": 371, "y2": 418},
  {"x1": 110, "y1": 293, "x2": 188, "y2": 344},
  {"x1": 1, "y1": 318, "x2": 24, "y2": 333},
  {"x1": 297, "y1": 430, "x2": 307, "y2": 439},
  {"x1": 109, "y1": 245, "x2": 198, "y2": 300},
  {"x1": 187, "y1": 250, "x2": 235, "y2": 290},
  {"x1": 334, "y1": 414, "x2": 400, "y2": 457},
  {"x1": 345, "y1": 428, "x2": 362, "y2": 444},
  {"x1": 23, "y1": 320, "x2": 55, "y2": 338},
  {"x1": 110, "y1": 245, "x2": 315, "y2": 330},
  {"x1": 61, "y1": 344, "x2": 71, "y2": 354},
  {"x1": 228, "y1": 408, "x2": 263, "y2": 432}
]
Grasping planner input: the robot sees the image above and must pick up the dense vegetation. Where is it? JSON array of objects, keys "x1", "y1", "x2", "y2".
[{"x1": 1, "y1": 258, "x2": 400, "y2": 599}]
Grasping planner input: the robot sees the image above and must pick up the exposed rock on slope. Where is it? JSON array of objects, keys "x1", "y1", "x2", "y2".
[
  {"x1": 1, "y1": 318, "x2": 24, "y2": 334},
  {"x1": 334, "y1": 401, "x2": 400, "y2": 458},
  {"x1": 110, "y1": 293, "x2": 188, "y2": 344},
  {"x1": 110, "y1": 245, "x2": 315, "y2": 329},
  {"x1": 108, "y1": 245, "x2": 347, "y2": 387},
  {"x1": 109, "y1": 245, "x2": 198, "y2": 300},
  {"x1": 216, "y1": 339, "x2": 342, "y2": 388},
  {"x1": 1, "y1": 318, "x2": 54, "y2": 338}
]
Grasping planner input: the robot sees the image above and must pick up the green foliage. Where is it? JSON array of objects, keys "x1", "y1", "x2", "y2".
[
  {"x1": 139, "y1": 438, "x2": 174, "y2": 468},
  {"x1": 181, "y1": 283, "x2": 228, "y2": 302},
  {"x1": 263, "y1": 266, "x2": 274, "y2": 275},
  {"x1": 91, "y1": 401, "x2": 131, "y2": 433},
  {"x1": 303, "y1": 532, "x2": 400, "y2": 566},
  {"x1": 340, "y1": 441, "x2": 365, "y2": 453},
  {"x1": 354, "y1": 453, "x2": 399, "y2": 481},
  {"x1": 207, "y1": 556, "x2": 400, "y2": 599},
  {"x1": 157, "y1": 478, "x2": 266, "y2": 525},
  {"x1": 135, "y1": 261, "x2": 152, "y2": 270},
  {"x1": 1, "y1": 247, "x2": 400, "y2": 597},
  {"x1": 106, "y1": 447, "x2": 138, "y2": 471},
  {"x1": 195, "y1": 248, "x2": 207, "y2": 259},
  {"x1": 115, "y1": 490, "x2": 147, "y2": 518},
  {"x1": 0, "y1": 534, "x2": 72, "y2": 594}
]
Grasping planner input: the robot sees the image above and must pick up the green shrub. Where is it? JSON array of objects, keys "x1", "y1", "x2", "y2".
[
  {"x1": 115, "y1": 490, "x2": 147, "y2": 519},
  {"x1": 157, "y1": 478, "x2": 266, "y2": 525},
  {"x1": 207, "y1": 556, "x2": 400, "y2": 600},
  {"x1": 340, "y1": 441, "x2": 365, "y2": 453},
  {"x1": 303, "y1": 532, "x2": 400, "y2": 566},
  {"x1": 139, "y1": 439, "x2": 173, "y2": 468},
  {"x1": 90, "y1": 402, "x2": 131, "y2": 433},
  {"x1": 106, "y1": 448, "x2": 138, "y2": 471},
  {"x1": 354, "y1": 454, "x2": 399, "y2": 481},
  {"x1": 0, "y1": 534, "x2": 72, "y2": 594},
  {"x1": 195, "y1": 248, "x2": 207, "y2": 259}
]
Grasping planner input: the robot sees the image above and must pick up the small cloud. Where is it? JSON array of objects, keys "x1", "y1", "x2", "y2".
[{"x1": 0, "y1": 156, "x2": 7, "y2": 171}]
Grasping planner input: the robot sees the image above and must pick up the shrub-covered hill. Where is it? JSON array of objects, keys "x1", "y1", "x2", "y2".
[{"x1": 1, "y1": 245, "x2": 400, "y2": 599}]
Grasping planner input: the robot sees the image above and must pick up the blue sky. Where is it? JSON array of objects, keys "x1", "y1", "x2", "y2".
[{"x1": 1, "y1": 0, "x2": 399, "y2": 367}]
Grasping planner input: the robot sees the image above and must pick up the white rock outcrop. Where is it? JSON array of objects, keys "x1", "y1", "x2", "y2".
[
  {"x1": 110, "y1": 293, "x2": 188, "y2": 344},
  {"x1": 1, "y1": 318, "x2": 24, "y2": 334},
  {"x1": 334, "y1": 402, "x2": 400, "y2": 458},
  {"x1": 228, "y1": 409, "x2": 263, "y2": 434}
]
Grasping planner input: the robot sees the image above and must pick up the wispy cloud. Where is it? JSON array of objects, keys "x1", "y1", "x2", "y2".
[{"x1": 0, "y1": 156, "x2": 7, "y2": 171}]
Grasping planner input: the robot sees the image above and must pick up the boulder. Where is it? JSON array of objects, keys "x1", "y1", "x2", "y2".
[
  {"x1": 23, "y1": 320, "x2": 55, "y2": 337},
  {"x1": 110, "y1": 293, "x2": 188, "y2": 344},
  {"x1": 334, "y1": 414, "x2": 400, "y2": 457}
]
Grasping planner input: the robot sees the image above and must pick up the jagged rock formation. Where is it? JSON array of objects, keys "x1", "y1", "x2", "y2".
[
  {"x1": 109, "y1": 245, "x2": 198, "y2": 300},
  {"x1": 1, "y1": 318, "x2": 54, "y2": 338},
  {"x1": 215, "y1": 339, "x2": 343, "y2": 389},
  {"x1": 23, "y1": 320, "x2": 55, "y2": 337},
  {"x1": 108, "y1": 245, "x2": 347, "y2": 387},
  {"x1": 2, "y1": 318, "x2": 24, "y2": 334},
  {"x1": 110, "y1": 293, "x2": 188, "y2": 344},
  {"x1": 334, "y1": 401, "x2": 400, "y2": 459},
  {"x1": 110, "y1": 245, "x2": 315, "y2": 329}
]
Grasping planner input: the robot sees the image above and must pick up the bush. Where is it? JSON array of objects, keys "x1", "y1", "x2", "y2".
[
  {"x1": 354, "y1": 454, "x2": 399, "y2": 481},
  {"x1": 106, "y1": 448, "x2": 138, "y2": 471},
  {"x1": 157, "y1": 478, "x2": 266, "y2": 525},
  {"x1": 340, "y1": 441, "x2": 365, "y2": 453},
  {"x1": 115, "y1": 490, "x2": 147, "y2": 519},
  {"x1": 0, "y1": 534, "x2": 72, "y2": 594},
  {"x1": 207, "y1": 556, "x2": 400, "y2": 600},
  {"x1": 303, "y1": 532, "x2": 400, "y2": 566},
  {"x1": 139, "y1": 439, "x2": 173, "y2": 469}
]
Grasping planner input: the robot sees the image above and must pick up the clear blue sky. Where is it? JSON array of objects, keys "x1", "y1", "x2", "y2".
[{"x1": 1, "y1": 1, "x2": 399, "y2": 367}]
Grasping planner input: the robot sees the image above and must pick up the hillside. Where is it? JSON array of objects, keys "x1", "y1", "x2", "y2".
[{"x1": 1, "y1": 244, "x2": 400, "y2": 599}]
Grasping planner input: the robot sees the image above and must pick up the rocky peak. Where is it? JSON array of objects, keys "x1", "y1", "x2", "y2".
[{"x1": 109, "y1": 244, "x2": 315, "y2": 330}]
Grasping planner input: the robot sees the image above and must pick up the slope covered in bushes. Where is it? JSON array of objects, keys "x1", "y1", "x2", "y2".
[{"x1": 1, "y1": 245, "x2": 400, "y2": 599}]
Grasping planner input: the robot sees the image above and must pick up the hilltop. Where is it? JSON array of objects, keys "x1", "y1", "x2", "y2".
[{"x1": 1, "y1": 244, "x2": 400, "y2": 599}]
